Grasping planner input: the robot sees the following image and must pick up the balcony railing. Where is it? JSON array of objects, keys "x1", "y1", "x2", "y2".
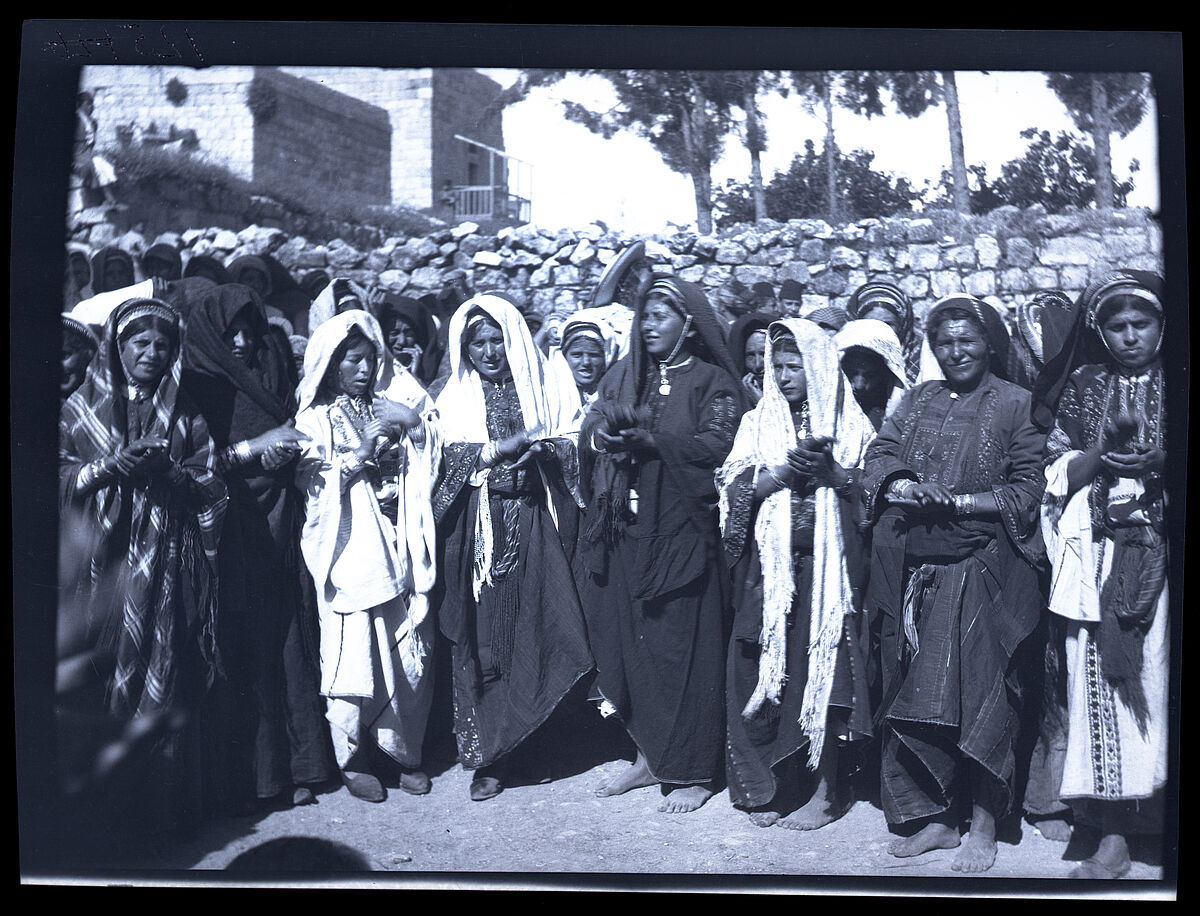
[{"x1": 451, "y1": 185, "x2": 531, "y2": 224}]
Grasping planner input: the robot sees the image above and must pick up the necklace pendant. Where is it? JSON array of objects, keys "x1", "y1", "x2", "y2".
[{"x1": 659, "y1": 382, "x2": 671, "y2": 396}]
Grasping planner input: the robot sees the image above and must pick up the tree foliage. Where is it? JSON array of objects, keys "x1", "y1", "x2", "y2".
[
  {"x1": 713, "y1": 140, "x2": 922, "y2": 227},
  {"x1": 926, "y1": 127, "x2": 1138, "y2": 214}
]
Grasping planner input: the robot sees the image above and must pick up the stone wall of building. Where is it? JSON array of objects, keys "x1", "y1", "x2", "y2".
[
  {"x1": 250, "y1": 68, "x2": 391, "y2": 203},
  {"x1": 78, "y1": 208, "x2": 1164, "y2": 332}
]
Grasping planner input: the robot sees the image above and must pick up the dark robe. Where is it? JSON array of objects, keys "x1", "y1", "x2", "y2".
[
  {"x1": 433, "y1": 377, "x2": 593, "y2": 770},
  {"x1": 579, "y1": 358, "x2": 741, "y2": 784},
  {"x1": 181, "y1": 285, "x2": 334, "y2": 804},
  {"x1": 862, "y1": 375, "x2": 1046, "y2": 825}
]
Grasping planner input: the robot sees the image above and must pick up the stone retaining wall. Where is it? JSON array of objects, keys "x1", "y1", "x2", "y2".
[{"x1": 81, "y1": 207, "x2": 1164, "y2": 327}]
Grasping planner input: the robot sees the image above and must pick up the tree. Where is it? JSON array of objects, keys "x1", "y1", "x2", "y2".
[
  {"x1": 722, "y1": 71, "x2": 792, "y2": 225},
  {"x1": 712, "y1": 141, "x2": 921, "y2": 228},
  {"x1": 960, "y1": 127, "x2": 1138, "y2": 213},
  {"x1": 484, "y1": 69, "x2": 738, "y2": 234},
  {"x1": 1046, "y1": 72, "x2": 1151, "y2": 214}
]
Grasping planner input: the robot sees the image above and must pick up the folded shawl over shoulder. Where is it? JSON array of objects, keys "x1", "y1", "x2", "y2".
[
  {"x1": 717, "y1": 318, "x2": 875, "y2": 766},
  {"x1": 59, "y1": 296, "x2": 228, "y2": 718},
  {"x1": 435, "y1": 294, "x2": 583, "y2": 598},
  {"x1": 294, "y1": 309, "x2": 442, "y2": 685}
]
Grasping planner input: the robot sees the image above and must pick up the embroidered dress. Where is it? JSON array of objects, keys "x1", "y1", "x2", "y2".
[
  {"x1": 863, "y1": 371, "x2": 1045, "y2": 825},
  {"x1": 1041, "y1": 364, "x2": 1168, "y2": 831},
  {"x1": 433, "y1": 295, "x2": 592, "y2": 770}
]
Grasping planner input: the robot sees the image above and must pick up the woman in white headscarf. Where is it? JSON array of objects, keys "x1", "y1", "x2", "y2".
[
  {"x1": 307, "y1": 277, "x2": 373, "y2": 334},
  {"x1": 432, "y1": 294, "x2": 592, "y2": 802},
  {"x1": 293, "y1": 309, "x2": 442, "y2": 803},
  {"x1": 551, "y1": 306, "x2": 628, "y2": 430},
  {"x1": 717, "y1": 318, "x2": 876, "y2": 831},
  {"x1": 834, "y1": 318, "x2": 909, "y2": 432}
]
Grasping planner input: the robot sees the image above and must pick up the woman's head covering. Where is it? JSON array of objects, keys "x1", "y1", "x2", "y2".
[
  {"x1": 140, "y1": 243, "x2": 183, "y2": 282},
  {"x1": 183, "y1": 254, "x2": 233, "y2": 286},
  {"x1": 62, "y1": 312, "x2": 102, "y2": 352},
  {"x1": 435, "y1": 294, "x2": 581, "y2": 445},
  {"x1": 834, "y1": 317, "x2": 909, "y2": 416},
  {"x1": 157, "y1": 276, "x2": 218, "y2": 318},
  {"x1": 1031, "y1": 270, "x2": 1165, "y2": 432},
  {"x1": 308, "y1": 277, "x2": 372, "y2": 332},
  {"x1": 377, "y1": 294, "x2": 443, "y2": 384},
  {"x1": 301, "y1": 270, "x2": 332, "y2": 302},
  {"x1": 89, "y1": 246, "x2": 137, "y2": 293},
  {"x1": 560, "y1": 305, "x2": 632, "y2": 371},
  {"x1": 225, "y1": 255, "x2": 275, "y2": 298},
  {"x1": 181, "y1": 283, "x2": 296, "y2": 446},
  {"x1": 727, "y1": 310, "x2": 781, "y2": 376},
  {"x1": 717, "y1": 317, "x2": 875, "y2": 765},
  {"x1": 268, "y1": 313, "x2": 295, "y2": 338},
  {"x1": 922, "y1": 294, "x2": 1012, "y2": 381},
  {"x1": 297, "y1": 309, "x2": 393, "y2": 415},
  {"x1": 65, "y1": 242, "x2": 94, "y2": 306},
  {"x1": 804, "y1": 305, "x2": 850, "y2": 333},
  {"x1": 631, "y1": 276, "x2": 744, "y2": 407},
  {"x1": 847, "y1": 281, "x2": 917, "y2": 381}
]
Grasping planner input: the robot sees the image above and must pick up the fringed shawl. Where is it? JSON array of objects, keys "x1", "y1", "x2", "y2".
[
  {"x1": 59, "y1": 297, "x2": 228, "y2": 719},
  {"x1": 716, "y1": 318, "x2": 874, "y2": 766},
  {"x1": 434, "y1": 294, "x2": 582, "y2": 599}
]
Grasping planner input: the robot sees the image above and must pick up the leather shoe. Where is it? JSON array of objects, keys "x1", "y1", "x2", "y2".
[{"x1": 342, "y1": 770, "x2": 386, "y2": 803}]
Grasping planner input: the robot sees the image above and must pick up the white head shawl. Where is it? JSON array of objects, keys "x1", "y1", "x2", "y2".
[
  {"x1": 435, "y1": 294, "x2": 583, "y2": 598},
  {"x1": 549, "y1": 305, "x2": 633, "y2": 429},
  {"x1": 834, "y1": 318, "x2": 910, "y2": 417},
  {"x1": 307, "y1": 276, "x2": 372, "y2": 334},
  {"x1": 295, "y1": 309, "x2": 441, "y2": 682},
  {"x1": 716, "y1": 317, "x2": 875, "y2": 767}
]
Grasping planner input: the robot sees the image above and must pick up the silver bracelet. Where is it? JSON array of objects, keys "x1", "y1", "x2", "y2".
[
  {"x1": 889, "y1": 478, "x2": 916, "y2": 500},
  {"x1": 953, "y1": 493, "x2": 976, "y2": 517},
  {"x1": 235, "y1": 440, "x2": 254, "y2": 463}
]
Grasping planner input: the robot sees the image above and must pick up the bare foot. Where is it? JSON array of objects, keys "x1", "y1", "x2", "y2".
[
  {"x1": 1032, "y1": 816, "x2": 1072, "y2": 843},
  {"x1": 658, "y1": 784, "x2": 714, "y2": 814},
  {"x1": 779, "y1": 794, "x2": 851, "y2": 831},
  {"x1": 887, "y1": 823, "x2": 961, "y2": 858},
  {"x1": 1069, "y1": 834, "x2": 1131, "y2": 879},
  {"x1": 951, "y1": 829, "x2": 997, "y2": 873},
  {"x1": 595, "y1": 754, "x2": 656, "y2": 797},
  {"x1": 745, "y1": 807, "x2": 781, "y2": 828}
]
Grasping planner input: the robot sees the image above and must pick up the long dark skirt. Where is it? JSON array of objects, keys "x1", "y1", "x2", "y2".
[
  {"x1": 878, "y1": 551, "x2": 1027, "y2": 825},
  {"x1": 439, "y1": 487, "x2": 593, "y2": 770},
  {"x1": 208, "y1": 490, "x2": 333, "y2": 804},
  {"x1": 580, "y1": 537, "x2": 727, "y2": 786},
  {"x1": 726, "y1": 552, "x2": 871, "y2": 809}
]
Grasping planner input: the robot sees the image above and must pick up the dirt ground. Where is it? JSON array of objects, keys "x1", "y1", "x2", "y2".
[{"x1": 28, "y1": 692, "x2": 1173, "y2": 895}]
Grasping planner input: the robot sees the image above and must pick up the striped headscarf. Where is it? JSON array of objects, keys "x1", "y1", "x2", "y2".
[
  {"x1": 59, "y1": 296, "x2": 228, "y2": 719},
  {"x1": 717, "y1": 318, "x2": 874, "y2": 767},
  {"x1": 847, "y1": 281, "x2": 918, "y2": 383}
]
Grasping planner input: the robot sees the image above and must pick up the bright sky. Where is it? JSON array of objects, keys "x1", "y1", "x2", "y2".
[{"x1": 484, "y1": 70, "x2": 1160, "y2": 234}]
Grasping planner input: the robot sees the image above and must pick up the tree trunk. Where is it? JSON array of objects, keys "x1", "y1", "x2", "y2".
[
  {"x1": 744, "y1": 87, "x2": 767, "y2": 224},
  {"x1": 941, "y1": 71, "x2": 970, "y2": 216},
  {"x1": 1091, "y1": 75, "x2": 1114, "y2": 214},
  {"x1": 823, "y1": 73, "x2": 837, "y2": 225},
  {"x1": 679, "y1": 89, "x2": 714, "y2": 234}
]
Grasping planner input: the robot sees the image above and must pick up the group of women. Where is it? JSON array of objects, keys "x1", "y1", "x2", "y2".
[{"x1": 57, "y1": 243, "x2": 1171, "y2": 879}]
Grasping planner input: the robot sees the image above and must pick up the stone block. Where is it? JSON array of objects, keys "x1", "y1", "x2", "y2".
[
  {"x1": 552, "y1": 265, "x2": 581, "y2": 285},
  {"x1": 667, "y1": 231, "x2": 697, "y2": 254},
  {"x1": 900, "y1": 274, "x2": 929, "y2": 299},
  {"x1": 692, "y1": 235, "x2": 719, "y2": 258},
  {"x1": 365, "y1": 250, "x2": 390, "y2": 273},
  {"x1": 908, "y1": 244, "x2": 940, "y2": 271},
  {"x1": 569, "y1": 239, "x2": 597, "y2": 266},
  {"x1": 439, "y1": 241, "x2": 459, "y2": 257},
  {"x1": 644, "y1": 239, "x2": 673, "y2": 262},
  {"x1": 799, "y1": 239, "x2": 827, "y2": 261},
  {"x1": 716, "y1": 241, "x2": 749, "y2": 265},
  {"x1": 930, "y1": 270, "x2": 964, "y2": 298},
  {"x1": 1029, "y1": 266, "x2": 1059, "y2": 289},
  {"x1": 1101, "y1": 231, "x2": 1146, "y2": 261},
  {"x1": 804, "y1": 220, "x2": 834, "y2": 239},
  {"x1": 181, "y1": 228, "x2": 205, "y2": 247},
  {"x1": 597, "y1": 248, "x2": 617, "y2": 265},
  {"x1": 294, "y1": 246, "x2": 329, "y2": 268},
  {"x1": 999, "y1": 268, "x2": 1031, "y2": 294},
  {"x1": 377, "y1": 269, "x2": 410, "y2": 292},
  {"x1": 964, "y1": 270, "x2": 996, "y2": 297},
  {"x1": 528, "y1": 263, "x2": 554, "y2": 287},
  {"x1": 974, "y1": 235, "x2": 1001, "y2": 268},
  {"x1": 473, "y1": 250, "x2": 504, "y2": 267},
  {"x1": 509, "y1": 250, "x2": 543, "y2": 268},
  {"x1": 944, "y1": 245, "x2": 976, "y2": 268},
  {"x1": 811, "y1": 269, "x2": 848, "y2": 296},
  {"x1": 776, "y1": 262, "x2": 809, "y2": 284},
  {"x1": 1038, "y1": 235, "x2": 1104, "y2": 266},
  {"x1": 703, "y1": 264, "x2": 732, "y2": 285},
  {"x1": 212, "y1": 229, "x2": 239, "y2": 250},
  {"x1": 846, "y1": 269, "x2": 868, "y2": 291},
  {"x1": 87, "y1": 223, "x2": 118, "y2": 247},
  {"x1": 458, "y1": 235, "x2": 496, "y2": 259},
  {"x1": 906, "y1": 218, "x2": 937, "y2": 243},
  {"x1": 1060, "y1": 265, "x2": 1090, "y2": 290},
  {"x1": 451, "y1": 221, "x2": 479, "y2": 239},
  {"x1": 678, "y1": 265, "x2": 706, "y2": 284},
  {"x1": 829, "y1": 246, "x2": 863, "y2": 269},
  {"x1": 801, "y1": 293, "x2": 829, "y2": 313},
  {"x1": 867, "y1": 251, "x2": 893, "y2": 272},
  {"x1": 671, "y1": 254, "x2": 698, "y2": 270},
  {"x1": 731, "y1": 229, "x2": 762, "y2": 253},
  {"x1": 733, "y1": 265, "x2": 776, "y2": 287},
  {"x1": 1003, "y1": 236, "x2": 1035, "y2": 268}
]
